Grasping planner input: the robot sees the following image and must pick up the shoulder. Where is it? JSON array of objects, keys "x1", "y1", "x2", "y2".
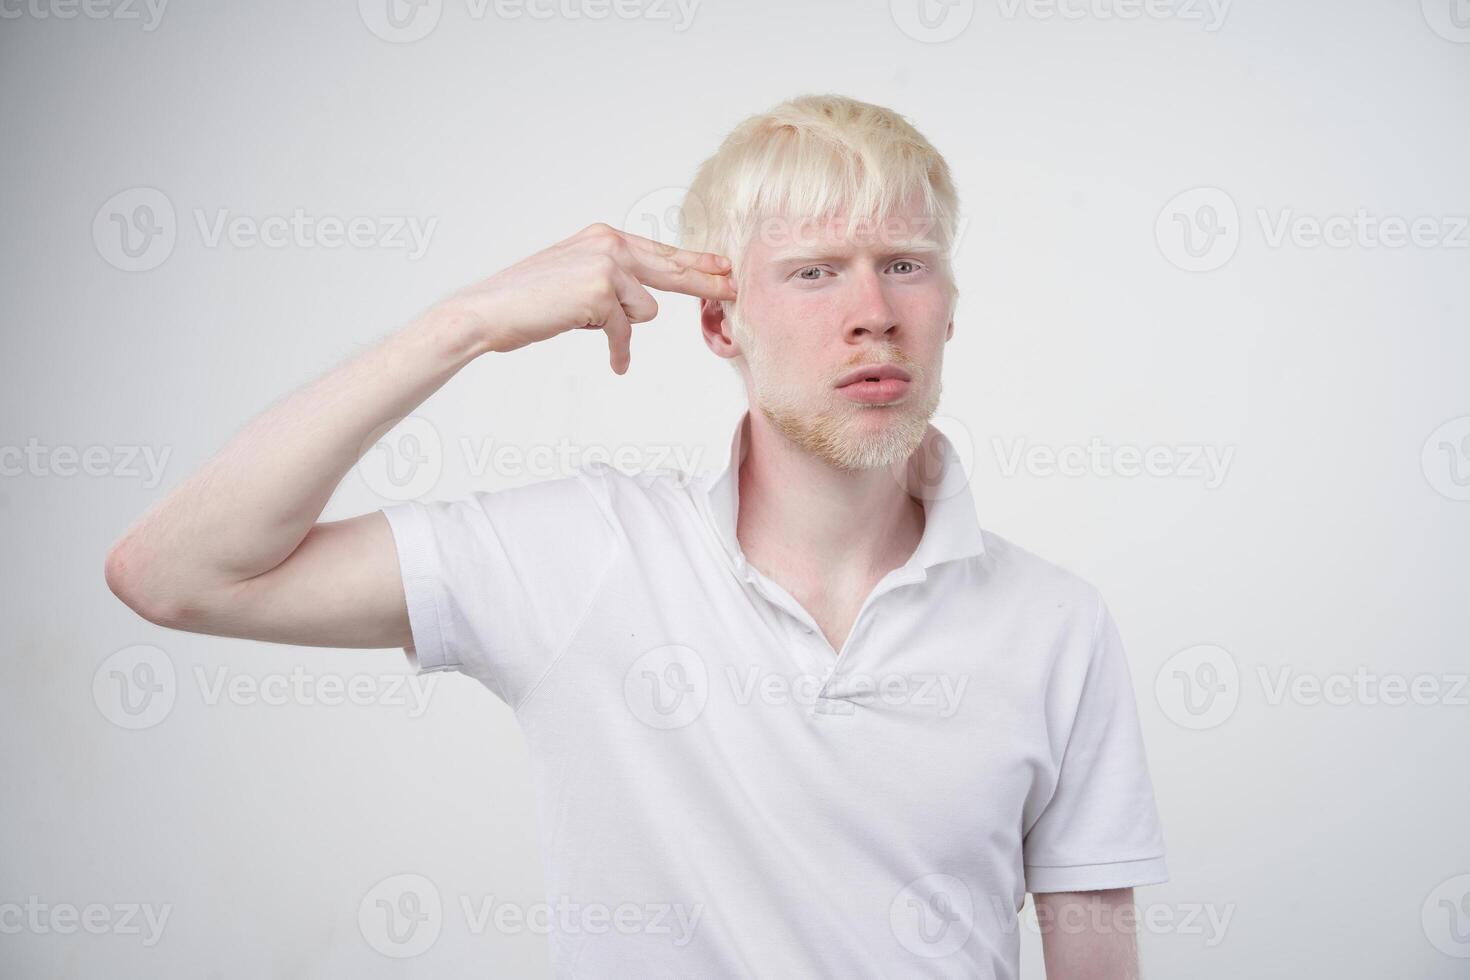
[
  {"x1": 975, "y1": 528, "x2": 1108, "y2": 632},
  {"x1": 570, "y1": 459, "x2": 706, "y2": 532}
]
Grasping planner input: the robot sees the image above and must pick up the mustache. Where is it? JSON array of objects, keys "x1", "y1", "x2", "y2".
[{"x1": 829, "y1": 347, "x2": 922, "y2": 386}]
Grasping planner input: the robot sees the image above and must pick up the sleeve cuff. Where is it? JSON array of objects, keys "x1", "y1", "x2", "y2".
[
  {"x1": 1025, "y1": 855, "x2": 1169, "y2": 893},
  {"x1": 380, "y1": 501, "x2": 455, "y2": 674}
]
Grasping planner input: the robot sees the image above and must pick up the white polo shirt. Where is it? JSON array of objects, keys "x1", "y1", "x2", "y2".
[{"x1": 382, "y1": 409, "x2": 1168, "y2": 978}]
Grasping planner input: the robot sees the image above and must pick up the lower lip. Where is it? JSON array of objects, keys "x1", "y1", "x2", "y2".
[{"x1": 836, "y1": 378, "x2": 910, "y2": 403}]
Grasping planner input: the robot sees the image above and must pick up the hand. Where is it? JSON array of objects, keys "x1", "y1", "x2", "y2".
[{"x1": 438, "y1": 222, "x2": 737, "y2": 374}]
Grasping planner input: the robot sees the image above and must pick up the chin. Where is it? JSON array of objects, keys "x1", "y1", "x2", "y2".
[{"x1": 758, "y1": 385, "x2": 940, "y2": 471}]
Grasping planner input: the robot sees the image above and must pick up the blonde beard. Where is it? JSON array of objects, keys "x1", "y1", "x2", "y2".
[{"x1": 732, "y1": 307, "x2": 941, "y2": 471}]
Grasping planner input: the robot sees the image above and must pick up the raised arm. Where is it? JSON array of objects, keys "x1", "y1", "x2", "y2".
[{"x1": 103, "y1": 223, "x2": 736, "y2": 648}]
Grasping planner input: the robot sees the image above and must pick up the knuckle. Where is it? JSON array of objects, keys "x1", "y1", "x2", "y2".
[
  {"x1": 589, "y1": 280, "x2": 618, "y2": 311},
  {"x1": 582, "y1": 222, "x2": 619, "y2": 245},
  {"x1": 587, "y1": 252, "x2": 621, "y2": 280}
]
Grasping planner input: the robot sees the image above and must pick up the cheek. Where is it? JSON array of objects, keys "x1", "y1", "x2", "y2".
[
  {"x1": 896, "y1": 292, "x2": 953, "y2": 352},
  {"x1": 746, "y1": 290, "x2": 831, "y2": 352},
  {"x1": 783, "y1": 288, "x2": 864, "y2": 337},
  {"x1": 894, "y1": 288, "x2": 951, "y2": 326}
]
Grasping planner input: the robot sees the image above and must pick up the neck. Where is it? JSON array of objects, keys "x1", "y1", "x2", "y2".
[{"x1": 735, "y1": 409, "x2": 926, "y2": 587}]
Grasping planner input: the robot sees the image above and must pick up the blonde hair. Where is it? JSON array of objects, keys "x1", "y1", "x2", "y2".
[{"x1": 679, "y1": 93, "x2": 961, "y2": 323}]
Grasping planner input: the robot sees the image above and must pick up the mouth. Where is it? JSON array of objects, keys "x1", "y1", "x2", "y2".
[
  {"x1": 834, "y1": 363, "x2": 913, "y2": 405},
  {"x1": 834, "y1": 363, "x2": 913, "y2": 388}
]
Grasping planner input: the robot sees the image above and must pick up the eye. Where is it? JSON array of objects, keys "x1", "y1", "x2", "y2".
[
  {"x1": 889, "y1": 259, "x2": 924, "y2": 275},
  {"x1": 795, "y1": 266, "x2": 827, "y2": 280}
]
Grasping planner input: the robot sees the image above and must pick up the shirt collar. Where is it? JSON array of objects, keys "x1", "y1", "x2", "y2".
[{"x1": 699, "y1": 409, "x2": 987, "y2": 580}]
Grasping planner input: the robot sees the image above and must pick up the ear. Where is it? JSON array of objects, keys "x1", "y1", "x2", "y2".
[
  {"x1": 945, "y1": 317, "x2": 954, "y2": 342},
  {"x1": 701, "y1": 299, "x2": 742, "y2": 360}
]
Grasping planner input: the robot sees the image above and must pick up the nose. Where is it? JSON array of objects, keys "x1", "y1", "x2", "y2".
[{"x1": 845, "y1": 268, "x2": 899, "y2": 341}]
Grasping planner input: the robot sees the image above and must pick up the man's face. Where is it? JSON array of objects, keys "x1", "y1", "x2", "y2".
[{"x1": 723, "y1": 198, "x2": 954, "y2": 471}]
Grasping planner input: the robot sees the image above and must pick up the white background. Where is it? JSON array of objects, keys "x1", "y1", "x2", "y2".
[{"x1": 2, "y1": 0, "x2": 1467, "y2": 976}]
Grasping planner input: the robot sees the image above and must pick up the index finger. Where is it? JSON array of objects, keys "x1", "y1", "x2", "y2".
[{"x1": 613, "y1": 231, "x2": 738, "y2": 301}]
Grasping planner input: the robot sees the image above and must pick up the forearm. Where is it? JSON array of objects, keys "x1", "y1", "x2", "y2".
[{"x1": 107, "y1": 308, "x2": 487, "y2": 611}]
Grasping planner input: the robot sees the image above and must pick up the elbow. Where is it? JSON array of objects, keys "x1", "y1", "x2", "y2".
[{"x1": 105, "y1": 539, "x2": 189, "y2": 629}]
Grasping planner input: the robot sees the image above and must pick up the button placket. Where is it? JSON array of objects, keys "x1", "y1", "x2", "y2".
[
  {"x1": 743, "y1": 570, "x2": 830, "y2": 682},
  {"x1": 743, "y1": 560, "x2": 932, "y2": 717},
  {"x1": 816, "y1": 568, "x2": 929, "y2": 710}
]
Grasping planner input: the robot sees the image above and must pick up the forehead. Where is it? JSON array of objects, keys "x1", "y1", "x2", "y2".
[{"x1": 744, "y1": 197, "x2": 944, "y2": 262}]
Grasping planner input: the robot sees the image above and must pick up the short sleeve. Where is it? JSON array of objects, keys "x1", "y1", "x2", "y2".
[
  {"x1": 1022, "y1": 595, "x2": 1169, "y2": 893},
  {"x1": 379, "y1": 468, "x2": 623, "y2": 710}
]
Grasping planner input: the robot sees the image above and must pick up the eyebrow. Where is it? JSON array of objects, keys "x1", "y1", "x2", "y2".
[{"x1": 767, "y1": 240, "x2": 946, "y2": 265}]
